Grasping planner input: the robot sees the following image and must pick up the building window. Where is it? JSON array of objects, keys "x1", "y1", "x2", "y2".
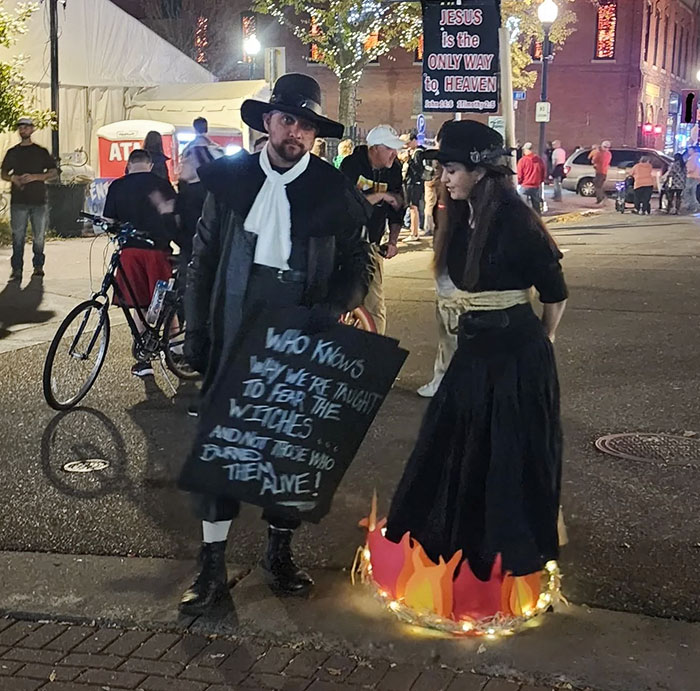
[
  {"x1": 662, "y1": 12, "x2": 669, "y2": 69},
  {"x1": 309, "y1": 17, "x2": 322, "y2": 62},
  {"x1": 671, "y1": 23, "x2": 678, "y2": 74},
  {"x1": 414, "y1": 34, "x2": 424, "y2": 64},
  {"x1": 653, "y1": 8, "x2": 660, "y2": 65},
  {"x1": 365, "y1": 31, "x2": 380, "y2": 65},
  {"x1": 643, "y1": 2, "x2": 652, "y2": 62},
  {"x1": 594, "y1": 0, "x2": 617, "y2": 60},
  {"x1": 310, "y1": 22, "x2": 379, "y2": 65},
  {"x1": 677, "y1": 26, "x2": 685, "y2": 76},
  {"x1": 684, "y1": 25, "x2": 690, "y2": 78},
  {"x1": 194, "y1": 15, "x2": 209, "y2": 66}
]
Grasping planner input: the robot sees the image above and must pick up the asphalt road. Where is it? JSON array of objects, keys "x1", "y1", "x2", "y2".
[{"x1": 0, "y1": 211, "x2": 699, "y2": 623}]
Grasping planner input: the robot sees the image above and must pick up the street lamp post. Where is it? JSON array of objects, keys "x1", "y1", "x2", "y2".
[
  {"x1": 243, "y1": 35, "x2": 261, "y2": 79},
  {"x1": 538, "y1": 0, "x2": 559, "y2": 160}
]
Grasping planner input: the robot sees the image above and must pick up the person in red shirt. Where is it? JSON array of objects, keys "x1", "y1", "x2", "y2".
[
  {"x1": 516, "y1": 142, "x2": 546, "y2": 214},
  {"x1": 590, "y1": 140, "x2": 612, "y2": 204}
]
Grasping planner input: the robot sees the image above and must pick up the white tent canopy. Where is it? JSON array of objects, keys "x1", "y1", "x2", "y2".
[
  {"x1": 1, "y1": 0, "x2": 213, "y2": 87},
  {"x1": 0, "y1": 0, "x2": 215, "y2": 173},
  {"x1": 128, "y1": 81, "x2": 271, "y2": 143}
]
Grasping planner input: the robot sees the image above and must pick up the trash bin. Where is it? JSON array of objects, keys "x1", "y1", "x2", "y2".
[{"x1": 48, "y1": 182, "x2": 89, "y2": 237}]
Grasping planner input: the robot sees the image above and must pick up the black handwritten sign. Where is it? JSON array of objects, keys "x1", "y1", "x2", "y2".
[
  {"x1": 179, "y1": 307, "x2": 408, "y2": 523},
  {"x1": 422, "y1": 0, "x2": 500, "y2": 113}
]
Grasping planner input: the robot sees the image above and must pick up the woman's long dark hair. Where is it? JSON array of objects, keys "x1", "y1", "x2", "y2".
[
  {"x1": 143, "y1": 130, "x2": 164, "y2": 155},
  {"x1": 434, "y1": 166, "x2": 557, "y2": 291}
]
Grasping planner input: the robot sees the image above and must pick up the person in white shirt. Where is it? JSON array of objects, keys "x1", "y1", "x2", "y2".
[
  {"x1": 177, "y1": 118, "x2": 225, "y2": 267},
  {"x1": 551, "y1": 140, "x2": 567, "y2": 202}
]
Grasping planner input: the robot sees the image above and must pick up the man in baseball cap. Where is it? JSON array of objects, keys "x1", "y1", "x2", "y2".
[
  {"x1": 340, "y1": 125, "x2": 405, "y2": 334},
  {"x1": 1, "y1": 116, "x2": 57, "y2": 281}
]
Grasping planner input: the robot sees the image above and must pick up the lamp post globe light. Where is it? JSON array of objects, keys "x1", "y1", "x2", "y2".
[
  {"x1": 696, "y1": 68, "x2": 700, "y2": 82},
  {"x1": 243, "y1": 35, "x2": 261, "y2": 79},
  {"x1": 538, "y1": 0, "x2": 559, "y2": 161}
]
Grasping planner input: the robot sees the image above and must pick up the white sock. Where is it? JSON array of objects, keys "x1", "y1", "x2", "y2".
[{"x1": 202, "y1": 520, "x2": 231, "y2": 544}]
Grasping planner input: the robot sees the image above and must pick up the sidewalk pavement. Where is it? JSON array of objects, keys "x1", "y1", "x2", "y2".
[
  {"x1": 1, "y1": 552, "x2": 697, "y2": 691},
  {"x1": 0, "y1": 615, "x2": 563, "y2": 691}
]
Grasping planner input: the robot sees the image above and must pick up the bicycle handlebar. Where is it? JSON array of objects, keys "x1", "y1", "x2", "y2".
[{"x1": 79, "y1": 212, "x2": 154, "y2": 246}]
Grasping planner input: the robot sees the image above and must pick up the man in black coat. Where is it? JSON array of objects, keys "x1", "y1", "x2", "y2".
[{"x1": 180, "y1": 74, "x2": 372, "y2": 615}]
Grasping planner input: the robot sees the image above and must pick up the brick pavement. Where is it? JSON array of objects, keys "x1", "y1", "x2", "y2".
[{"x1": 0, "y1": 617, "x2": 587, "y2": 691}]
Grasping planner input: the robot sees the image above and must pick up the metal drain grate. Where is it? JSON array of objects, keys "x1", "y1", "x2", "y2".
[
  {"x1": 62, "y1": 459, "x2": 111, "y2": 473},
  {"x1": 595, "y1": 433, "x2": 700, "y2": 468}
]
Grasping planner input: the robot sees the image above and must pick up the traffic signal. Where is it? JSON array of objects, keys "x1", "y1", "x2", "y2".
[{"x1": 681, "y1": 90, "x2": 700, "y2": 123}]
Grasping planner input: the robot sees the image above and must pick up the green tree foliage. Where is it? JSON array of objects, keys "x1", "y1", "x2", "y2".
[
  {"x1": 0, "y1": 1, "x2": 53, "y2": 133},
  {"x1": 254, "y1": 0, "x2": 422, "y2": 128},
  {"x1": 502, "y1": 0, "x2": 578, "y2": 91}
]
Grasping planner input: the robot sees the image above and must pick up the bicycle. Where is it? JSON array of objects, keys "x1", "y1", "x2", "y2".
[
  {"x1": 340, "y1": 305, "x2": 376, "y2": 332},
  {"x1": 42, "y1": 213, "x2": 198, "y2": 411}
]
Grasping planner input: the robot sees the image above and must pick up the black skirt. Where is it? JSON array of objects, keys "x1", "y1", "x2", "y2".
[{"x1": 386, "y1": 303, "x2": 562, "y2": 581}]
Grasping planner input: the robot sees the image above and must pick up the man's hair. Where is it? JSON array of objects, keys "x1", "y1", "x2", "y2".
[
  {"x1": 193, "y1": 117, "x2": 208, "y2": 134},
  {"x1": 128, "y1": 149, "x2": 152, "y2": 166}
]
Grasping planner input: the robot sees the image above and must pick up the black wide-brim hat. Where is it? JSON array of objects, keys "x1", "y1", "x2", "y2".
[
  {"x1": 241, "y1": 73, "x2": 344, "y2": 139},
  {"x1": 425, "y1": 119, "x2": 510, "y2": 168}
]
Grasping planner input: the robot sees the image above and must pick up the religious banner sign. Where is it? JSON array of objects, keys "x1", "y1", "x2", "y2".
[
  {"x1": 179, "y1": 308, "x2": 408, "y2": 523},
  {"x1": 421, "y1": 0, "x2": 500, "y2": 113}
]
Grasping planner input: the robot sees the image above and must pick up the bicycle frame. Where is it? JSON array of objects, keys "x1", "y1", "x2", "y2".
[{"x1": 93, "y1": 243, "x2": 173, "y2": 358}]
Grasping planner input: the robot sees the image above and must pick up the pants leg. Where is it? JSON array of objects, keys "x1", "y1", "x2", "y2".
[
  {"x1": 673, "y1": 189, "x2": 682, "y2": 212},
  {"x1": 642, "y1": 186, "x2": 653, "y2": 214},
  {"x1": 363, "y1": 245, "x2": 386, "y2": 335},
  {"x1": 553, "y1": 177, "x2": 562, "y2": 201},
  {"x1": 634, "y1": 187, "x2": 643, "y2": 212},
  {"x1": 261, "y1": 506, "x2": 302, "y2": 530},
  {"x1": 595, "y1": 173, "x2": 607, "y2": 202},
  {"x1": 696, "y1": 183, "x2": 700, "y2": 205},
  {"x1": 433, "y1": 298, "x2": 458, "y2": 383},
  {"x1": 10, "y1": 205, "x2": 30, "y2": 273},
  {"x1": 192, "y1": 493, "x2": 242, "y2": 522},
  {"x1": 525, "y1": 188, "x2": 542, "y2": 214},
  {"x1": 29, "y1": 204, "x2": 47, "y2": 268}
]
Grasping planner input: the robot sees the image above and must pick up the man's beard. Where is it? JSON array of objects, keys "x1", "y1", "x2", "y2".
[
  {"x1": 272, "y1": 139, "x2": 306, "y2": 164},
  {"x1": 19, "y1": 134, "x2": 31, "y2": 141}
]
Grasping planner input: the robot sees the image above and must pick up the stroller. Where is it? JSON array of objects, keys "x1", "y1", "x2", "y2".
[{"x1": 615, "y1": 175, "x2": 635, "y2": 213}]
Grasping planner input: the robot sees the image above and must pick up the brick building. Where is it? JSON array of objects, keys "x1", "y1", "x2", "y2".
[
  {"x1": 517, "y1": 0, "x2": 700, "y2": 153},
  {"x1": 113, "y1": 0, "x2": 700, "y2": 148}
]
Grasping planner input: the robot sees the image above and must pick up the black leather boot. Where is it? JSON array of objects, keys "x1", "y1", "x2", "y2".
[
  {"x1": 179, "y1": 541, "x2": 228, "y2": 615},
  {"x1": 261, "y1": 527, "x2": 314, "y2": 596}
]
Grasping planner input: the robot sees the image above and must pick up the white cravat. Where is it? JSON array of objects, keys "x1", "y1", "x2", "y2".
[{"x1": 244, "y1": 144, "x2": 310, "y2": 270}]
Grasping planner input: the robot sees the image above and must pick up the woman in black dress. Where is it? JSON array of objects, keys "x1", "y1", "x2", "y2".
[{"x1": 366, "y1": 120, "x2": 568, "y2": 633}]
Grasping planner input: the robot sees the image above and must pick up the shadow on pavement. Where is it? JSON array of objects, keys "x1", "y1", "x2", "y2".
[
  {"x1": 0, "y1": 275, "x2": 56, "y2": 339},
  {"x1": 125, "y1": 376, "x2": 199, "y2": 557},
  {"x1": 40, "y1": 407, "x2": 131, "y2": 499}
]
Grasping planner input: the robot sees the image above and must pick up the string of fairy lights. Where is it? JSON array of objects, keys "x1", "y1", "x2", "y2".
[
  {"x1": 258, "y1": 0, "x2": 421, "y2": 84},
  {"x1": 353, "y1": 542, "x2": 564, "y2": 638}
]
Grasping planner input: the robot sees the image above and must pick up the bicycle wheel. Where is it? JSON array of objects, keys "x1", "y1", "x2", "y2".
[
  {"x1": 162, "y1": 307, "x2": 200, "y2": 381},
  {"x1": 339, "y1": 306, "x2": 377, "y2": 333},
  {"x1": 43, "y1": 300, "x2": 111, "y2": 410}
]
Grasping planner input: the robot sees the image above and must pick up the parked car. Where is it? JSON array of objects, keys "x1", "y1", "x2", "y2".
[{"x1": 562, "y1": 147, "x2": 672, "y2": 197}]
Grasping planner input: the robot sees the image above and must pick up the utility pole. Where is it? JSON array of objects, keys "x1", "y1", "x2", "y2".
[
  {"x1": 49, "y1": 0, "x2": 60, "y2": 171},
  {"x1": 498, "y1": 26, "x2": 516, "y2": 172}
]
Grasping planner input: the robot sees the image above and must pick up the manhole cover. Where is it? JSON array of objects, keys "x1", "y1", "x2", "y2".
[
  {"x1": 595, "y1": 433, "x2": 700, "y2": 468},
  {"x1": 62, "y1": 459, "x2": 111, "y2": 473}
]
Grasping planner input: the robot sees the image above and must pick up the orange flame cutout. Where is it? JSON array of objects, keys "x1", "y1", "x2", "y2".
[
  {"x1": 402, "y1": 547, "x2": 462, "y2": 618},
  {"x1": 502, "y1": 572, "x2": 541, "y2": 616},
  {"x1": 452, "y1": 554, "x2": 504, "y2": 621}
]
